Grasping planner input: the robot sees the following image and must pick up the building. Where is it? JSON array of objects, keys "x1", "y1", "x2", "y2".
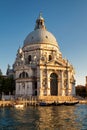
[
  {"x1": 76, "y1": 85, "x2": 86, "y2": 97},
  {"x1": 13, "y1": 14, "x2": 75, "y2": 98},
  {"x1": 6, "y1": 64, "x2": 14, "y2": 77}
]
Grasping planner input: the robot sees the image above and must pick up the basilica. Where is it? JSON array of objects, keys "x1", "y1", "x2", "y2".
[{"x1": 13, "y1": 14, "x2": 75, "y2": 97}]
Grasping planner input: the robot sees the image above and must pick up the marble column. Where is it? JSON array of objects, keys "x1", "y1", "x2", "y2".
[
  {"x1": 16, "y1": 82, "x2": 19, "y2": 95},
  {"x1": 67, "y1": 71, "x2": 72, "y2": 96},
  {"x1": 40, "y1": 69, "x2": 42, "y2": 88},
  {"x1": 47, "y1": 76, "x2": 50, "y2": 96},
  {"x1": 61, "y1": 70, "x2": 66, "y2": 96},
  {"x1": 28, "y1": 82, "x2": 33, "y2": 95}
]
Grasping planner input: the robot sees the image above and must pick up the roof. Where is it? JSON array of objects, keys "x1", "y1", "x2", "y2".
[{"x1": 23, "y1": 14, "x2": 59, "y2": 47}]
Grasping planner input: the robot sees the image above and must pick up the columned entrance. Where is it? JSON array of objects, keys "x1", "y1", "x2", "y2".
[{"x1": 50, "y1": 73, "x2": 58, "y2": 95}]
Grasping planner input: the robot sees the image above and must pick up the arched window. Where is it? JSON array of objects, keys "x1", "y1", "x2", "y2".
[
  {"x1": 40, "y1": 21, "x2": 42, "y2": 26},
  {"x1": 28, "y1": 55, "x2": 31, "y2": 63},
  {"x1": 19, "y1": 72, "x2": 28, "y2": 78},
  {"x1": 49, "y1": 55, "x2": 52, "y2": 61}
]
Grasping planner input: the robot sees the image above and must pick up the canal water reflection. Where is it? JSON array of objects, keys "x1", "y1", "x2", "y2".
[{"x1": 0, "y1": 104, "x2": 87, "y2": 130}]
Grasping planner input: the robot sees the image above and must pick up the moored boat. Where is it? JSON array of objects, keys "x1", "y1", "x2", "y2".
[
  {"x1": 14, "y1": 103, "x2": 24, "y2": 109},
  {"x1": 39, "y1": 102, "x2": 52, "y2": 106},
  {"x1": 52, "y1": 101, "x2": 65, "y2": 106},
  {"x1": 39, "y1": 101, "x2": 65, "y2": 106},
  {"x1": 64, "y1": 101, "x2": 79, "y2": 106}
]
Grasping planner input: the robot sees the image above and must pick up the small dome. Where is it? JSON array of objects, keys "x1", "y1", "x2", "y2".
[{"x1": 24, "y1": 29, "x2": 58, "y2": 47}]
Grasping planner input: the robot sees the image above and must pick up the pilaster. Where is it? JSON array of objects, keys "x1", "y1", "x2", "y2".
[{"x1": 61, "y1": 70, "x2": 66, "y2": 96}]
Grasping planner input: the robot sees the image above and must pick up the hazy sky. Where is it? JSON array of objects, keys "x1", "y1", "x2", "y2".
[{"x1": 0, "y1": 0, "x2": 87, "y2": 85}]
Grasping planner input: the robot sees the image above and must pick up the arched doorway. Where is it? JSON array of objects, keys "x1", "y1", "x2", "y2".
[{"x1": 50, "y1": 73, "x2": 58, "y2": 95}]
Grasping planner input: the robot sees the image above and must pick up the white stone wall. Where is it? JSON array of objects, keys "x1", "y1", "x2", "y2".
[
  {"x1": 14, "y1": 38, "x2": 75, "y2": 97},
  {"x1": 15, "y1": 82, "x2": 33, "y2": 96}
]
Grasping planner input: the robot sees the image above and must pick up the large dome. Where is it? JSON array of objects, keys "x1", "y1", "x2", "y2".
[
  {"x1": 23, "y1": 13, "x2": 58, "y2": 47},
  {"x1": 24, "y1": 29, "x2": 58, "y2": 46}
]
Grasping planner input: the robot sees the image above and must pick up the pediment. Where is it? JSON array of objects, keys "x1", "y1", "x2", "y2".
[{"x1": 46, "y1": 59, "x2": 66, "y2": 67}]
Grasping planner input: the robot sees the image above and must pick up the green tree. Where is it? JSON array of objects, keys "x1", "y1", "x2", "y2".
[
  {"x1": 0, "y1": 76, "x2": 3, "y2": 95},
  {"x1": 0, "y1": 69, "x2": 2, "y2": 75},
  {"x1": 0, "y1": 76, "x2": 15, "y2": 95},
  {"x1": 76, "y1": 86, "x2": 86, "y2": 98}
]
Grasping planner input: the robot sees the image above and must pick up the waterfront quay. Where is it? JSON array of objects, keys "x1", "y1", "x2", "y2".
[
  {"x1": 0, "y1": 97, "x2": 38, "y2": 107},
  {"x1": 0, "y1": 96, "x2": 87, "y2": 107},
  {"x1": 0, "y1": 99, "x2": 38, "y2": 107}
]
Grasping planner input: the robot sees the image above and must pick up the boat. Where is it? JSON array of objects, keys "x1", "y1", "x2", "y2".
[
  {"x1": 39, "y1": 102, "x2": 47, "y2": 106},
  {"x1": 14, "y1": 103, "x2": 24, "y2": 109},
  {"x1": 64, "y1": 101, "x2": 79, "y2": 106},
  {"x1": 39, "y1": 101, "x2": 52, "y2": 106},
  {"x1": 52, "y1": 101, "x2": 65, "y2": 106},
  {"x1": 39, "y1": 101, "x2": 65, "y2": 106}
]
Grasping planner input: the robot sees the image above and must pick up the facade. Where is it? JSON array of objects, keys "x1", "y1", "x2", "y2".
[{"x1": 13, "y1": 14, "x2": 75, "y2": 97}]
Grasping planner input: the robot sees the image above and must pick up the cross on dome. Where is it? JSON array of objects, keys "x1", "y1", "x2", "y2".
[{"x1": 38, "y1": 12, "x2": 43, "y2": 20}]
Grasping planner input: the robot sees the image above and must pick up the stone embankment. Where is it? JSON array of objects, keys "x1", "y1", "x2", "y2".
[
  {"x1": 0, "y1": 96, "x2": 87, "y2": 107},
  {"x1": 79, "y1": 100, "x2": 87, "y2": 104},
  {"x1": 0, "y1": 100, "x2": 14, "y2": 107},
  {"x1": 0, "y1": 100, "x2": 38, "y2": 107}
]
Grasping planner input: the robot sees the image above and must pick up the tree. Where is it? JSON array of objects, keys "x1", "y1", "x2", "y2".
[
  {"x1": 0, "y1": 75, "x2": 15, "y2": 95},
  {"x1": 0, "y1": 69, "x2": 2, "y2": 75},
  {"x1": 76, "y1": 85, "x2": 86, "y2": 98}
]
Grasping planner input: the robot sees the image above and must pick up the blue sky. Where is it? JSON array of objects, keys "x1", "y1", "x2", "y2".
[{"x1": 0, "y1": 0, "x2": 87, "y2": 85}]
